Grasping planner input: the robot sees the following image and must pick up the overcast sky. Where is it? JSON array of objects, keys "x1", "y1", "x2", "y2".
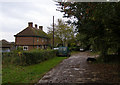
[{"x1": 0, "y1": 0, "x2": 65, "y2": 42}]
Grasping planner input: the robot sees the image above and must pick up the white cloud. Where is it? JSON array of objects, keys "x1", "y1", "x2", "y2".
[
  {"x1": 0, "y1": 0, "x2": 65, "y2": 42},
  {"x1": 0, "y1": 32, "x2": 15, "y2": 42}
]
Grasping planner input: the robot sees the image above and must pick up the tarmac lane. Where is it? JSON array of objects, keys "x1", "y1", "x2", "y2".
[{"x1": 38, "y1": 52, "x2": 120, "y2": 84}]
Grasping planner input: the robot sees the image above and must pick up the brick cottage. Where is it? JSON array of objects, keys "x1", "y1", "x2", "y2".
[{"x1": 14, "y1": 22, "x2": 50, "y2": 51}]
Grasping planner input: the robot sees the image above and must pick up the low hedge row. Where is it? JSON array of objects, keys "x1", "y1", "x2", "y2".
[
  {"x1": 2, "y1": 49, "x2": 58, "y2": 66},
  {"x1": 22, "y1": 50, "x2": 57, "y2": 65},
  {"x1": 2, "y1": 51, "x2": 20, "y2": 65}
]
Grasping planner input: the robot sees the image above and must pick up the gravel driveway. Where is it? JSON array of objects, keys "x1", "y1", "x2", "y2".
[{"x1": 38, "y1": 52, "x2": 120, "y2": 83}]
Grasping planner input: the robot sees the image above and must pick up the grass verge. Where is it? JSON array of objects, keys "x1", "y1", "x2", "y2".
[{"x1": 2, "y1": 57, "x2": 67, "y2": 84}]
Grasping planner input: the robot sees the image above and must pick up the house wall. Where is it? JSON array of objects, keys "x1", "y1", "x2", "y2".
[
  {"x1": 27, "y1": 45, "x2": 47, "y2": 50},
  {"x1": 15, "y1": 37, "x2": 34, "y2": 45},
  {"x1": 33, "y1": 37, "x2": 49, "y2": 45},
  {"x1": 28, "y1": 46, "x2": 34, "y2": 50},
  {"x1": 15, "y1": 37, "x2": 49, "y2": 50},
  {"x1": 16, "y1": 37, "x2": 49, "y2": 45},
  {"x1": 34, "y1": 37, "x2": 42, "y2": 45}
]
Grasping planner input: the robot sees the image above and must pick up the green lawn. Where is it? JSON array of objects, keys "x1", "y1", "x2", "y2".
[{"x1": 2, "y1": 57, "x2": 67, "y2": 83}]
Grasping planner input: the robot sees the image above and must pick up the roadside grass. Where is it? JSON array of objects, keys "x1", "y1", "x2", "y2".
[{"x1": 2, "y1": 57, "x2": 67, "y2": 84}]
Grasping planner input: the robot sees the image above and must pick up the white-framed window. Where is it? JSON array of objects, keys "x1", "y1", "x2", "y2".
[{"x1": 23, "y1": 46, "x2": 28, "y2": 50}]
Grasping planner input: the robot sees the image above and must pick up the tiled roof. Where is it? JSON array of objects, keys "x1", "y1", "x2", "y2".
[
  {"x1": 14, "y1": 27, "x2": 49, "y2": 38},
  {"x1": 0, "y1": 39, "x2": 14, "y2": 48}
]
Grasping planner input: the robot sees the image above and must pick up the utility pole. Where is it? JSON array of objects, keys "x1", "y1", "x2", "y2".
[{"x1": 53, "y1": 16, "x2": 54, "y2": 49}]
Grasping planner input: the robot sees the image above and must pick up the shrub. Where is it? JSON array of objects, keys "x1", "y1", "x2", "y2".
[
  {"x1": 22, "y1": 49, "x2": 57, "y2": 65},
  {"x1": 2, "y1": 49, "x2": 58, "y2": 66},
  {"x1": 69, "y1": 46, "x2": 80, "y2": 51},
  {"x1": 2, "y1": 51, "x2": 21, "y2": 66}
]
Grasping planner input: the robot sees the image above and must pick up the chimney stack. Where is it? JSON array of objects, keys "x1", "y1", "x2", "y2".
[
  {"x1": 28, "y1": 22, "x2": 33, "y2": 27},
  {"x1": 35, "y1": 24, "x2": 37, "y2": 28},
  {"x1": 39, "y1": 26, "x2": 43, "y2": 30}
]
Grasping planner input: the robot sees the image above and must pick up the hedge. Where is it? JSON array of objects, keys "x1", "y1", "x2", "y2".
[
  {"x1": 2, "y1": 49, "x2": 58, "y2": 66},
  {"x1": 22, "y1": 50, "x2": 57, "y2": 65},
  {"x1": 2, "y1": 51, "x2": 20, "y2": 66}
]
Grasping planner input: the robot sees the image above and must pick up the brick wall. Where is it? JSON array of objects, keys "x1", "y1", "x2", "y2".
[
  {"x1": 15, "y1": 37, "x2": 50, "y2": 50},
  {"x1": 15, "y1": 37, "x2": 34, "y2": 45},
  {"x1": 15, "y1": 37, "x2": 49, "y2": 45},
  {"x1": 28, "y1": 46, "x2": 34, "y2": 50},
  {"x1": 33, "y1": 37, "x2": 49, "y2": 45}
]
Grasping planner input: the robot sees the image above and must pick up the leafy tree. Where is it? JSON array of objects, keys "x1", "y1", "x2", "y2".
[
  {"x1": 47, "y1": 19, "x2": 75, "y2": 47},
  {"x1": 56, "y1": 2, "x2": 120, "y2": 56}
]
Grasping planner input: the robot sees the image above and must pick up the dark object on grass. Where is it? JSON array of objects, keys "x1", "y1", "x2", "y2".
[{"x1": 87, "y1": 57, "x2": 96, "y2": 62}]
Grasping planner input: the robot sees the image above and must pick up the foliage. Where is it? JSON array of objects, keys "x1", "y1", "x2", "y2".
[
  {"x1": 16, "y1": 46, "x2": 23, "y2": 51},
  {"x1": 2, "y1": 57, "x2": 67, "y2": 83},
  {"x1": 56, "y1": 2, "x2": 120, "y2": 56},
  {"x1": 2, "y1": 49, "x2": 58, "y2": 66},
  {"x1": 2, "y1": 51, "x2": 21, "y2": 66},
  {"x1": 47, "y1": 19, "x2": 76, "y2": 47},
  {"x1": 22, "y1": 49, "x2": 57, "y2": 65},
  {"x1": 69, "y1": 46, "x2": 80, "y2": 51},
  {"x1": 96, "y1": 54, "x2": 120, "y2": 64}
]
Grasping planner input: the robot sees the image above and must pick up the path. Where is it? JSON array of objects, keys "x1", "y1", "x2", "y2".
[{"x1": 38, "y1": 52, "x2": 120, "y2": 83}]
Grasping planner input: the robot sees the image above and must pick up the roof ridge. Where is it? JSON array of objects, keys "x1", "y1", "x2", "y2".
[{"x1": 15, "y1": 26, "x2": 49, "y2": 38}]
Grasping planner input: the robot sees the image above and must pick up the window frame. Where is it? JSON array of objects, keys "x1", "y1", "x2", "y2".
[{"x1": 23, "y1": 46, "x2": 28, "y2": 50}]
